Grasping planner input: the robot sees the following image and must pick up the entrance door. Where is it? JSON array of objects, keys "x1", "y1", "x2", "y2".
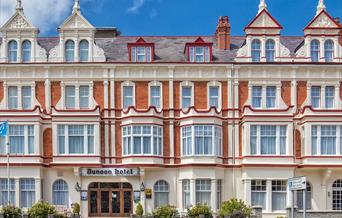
[{"x1": 88, "y1": 183, "x2": 132, "y2": 217}]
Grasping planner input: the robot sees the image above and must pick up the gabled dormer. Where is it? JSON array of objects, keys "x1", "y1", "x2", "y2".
[
  {"x1": 185, "y1": 37, "x2": 213, "y2": 63},
  {"x1": 0, "y1": 0, "x2": 47, "y2": 63},
  {"x1": 236, "y1": 0, "x2": 291, "y2": 62},
  {"x1": 296, "y1": 0, "x2": 342, "y2": 62},
  {"x1": 49, "y1": 0, "x2": 105, "y2": 62},
  {"x1": 127, "y1": 37, "x2": 155, "y2": 62}
]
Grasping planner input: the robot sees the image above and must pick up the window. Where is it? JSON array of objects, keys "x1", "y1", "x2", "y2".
[
  {"x1": 297, "y1": 183, "x2": 312, "y2": 210},
  {"x1": 122, "y1": 125, "x2": 162, "y2": 156},
  {"x1": 252, "y1": 86, "x2": 262, "y2": 108},
  {"x1": 0, "y1": 178, "x2": 15, "y2": 205},
  {"x1": 131, "y1": 47, "x2": 151, "y2": 62},
  {"x1": 8, "y1": 86, "x2": 18, "y2": 109},
  {"x1": 325, "y1": 86, "x2": 335, "y2": 108},
  {"x1": 324, "y1": 40, "x2": 334, "y2": 62},
  {"x1": 65, "y1": 86, "x2": 76, "y2": 109},
  {"x1": 53, "y1": 180, "x2": 69, "y2": 206},
  {"x1": 123, "y1": 86, "x2": 134, "y2": 108},
  {"x1": 79, "y1": 86, "x2": 89, "y2": 108},
  {"x1": 311, "y1": 86, "x2": 321, "y2": 108},
  {"x1": 79, "y1": 40, "x2": 89, "y2": 62},
  {"x1": 251, "y1": 180, "x2": 266, "y2": 209},
  {"x1": 251, "y1": 39, "x2": 261, "y2": 62},
  {"x1": 272, "y1": 180, "x2": 286, "y2": 211},
  {"x1": 22, "y1": 86, "x2": 32, "y2": 109},
  {"x1": 332, "y1": 180, "x2": 342, "y2": 210},
  {"x1": 65, "y1": 85, "x2": 90, "y2": 109},
  {"x1": 22, "y1": 40, "x2": 31, "y2": 62},
  {"x1": 209, "y1": 86, "x2": 219, "y2": 108},
  {"x1": 57, "y1": 124, "x2": 95, "y2": 155},
  {"x1": 266, "y1": 86, "x2": 276, "y2": 108},
  {"x1": 265, "y1": 39, "x2": 275, "y2": 62},
  {"x1": 182, "y1": 125, "x2": 222, "y2": 156},
  {"x1": 189, "y1": 46, "x2": 210, "y2": 62},
  {"x1": 154, "y1": 180, "x2": 169, "y2": 208},
  {"x1": 8, "y1": 40, "x2": 18, "y2": 62},
  {"x1": 217, "y1": 180, "x2": 222, "y2": 209},
  {"x1": 310, "y1": 40, "x2": 320, "y2": 62},
  {"x1": 20, "y1": 178, "x2": 35, "y2": 208},
  {"x1": 195, "y1": 179, "x2": 211, "y2": 206},
  {"x1": 150, "y1": 86, "x2": 161, "y2": 108},
  {"x1": 7, "y1": 125, "x2": 34, "y2": 154},
  {"x1": 65, "y1": 40, "x2": 75, "y2": 62},
  {"x1": 312, "y1": 125, "x2": 341, "y2": 155},
  {"x1": 250, "y1": 125, "x2": 287, "y2": 155},
  {"x1": 183, "y1": 179, "x2": 191, "y2": 209},
  {"x1": 181, "y1": 86, "x2": 192, "y2": 108}
]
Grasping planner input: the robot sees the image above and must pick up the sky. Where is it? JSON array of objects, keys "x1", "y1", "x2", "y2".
[{"x1": 0, "y1": 0, "x2": 341, "y2": 37}]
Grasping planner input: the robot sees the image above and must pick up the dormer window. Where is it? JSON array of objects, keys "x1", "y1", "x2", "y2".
[
  {"x1": 310, "y1": 40, "x2": 320, "y2": 62},
  {"x1": 79, "y1": 40, "x2": 89, "y2": 62},
  {"x1": 251, "y1": 39, "x2": 261, "y2": 62},
  {"x1": 22, "y1": 40, "x2": 31, "y2": 62},
  {"x1": 185, "y1": 37, "x2": 213, "y2": 63},
  {"x1": 8, "y1": 41, "x2": 18, "y2": 62},
  {"x1": 324, "y1": 40, "x2": 334, "y2": 62},
  {"x1": 128, "y1": 38, "x2": 154, "y2": 62},
  {"x1": 265, "y1": 39, "x2": 275, "y2": 62},
  {"x1": 65, "y1": 40, "x2": 75, "y2": 62}
]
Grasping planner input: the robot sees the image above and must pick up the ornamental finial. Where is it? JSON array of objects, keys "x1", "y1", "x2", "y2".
[
  {"x1": 316, "y1": 0, "x2": 326, "y2": 15},
  {"x1": 73, "y1": 0, "x2": 80, "y2": 13},
  {"x1": 16, "y1": 0, "x2": 24, "y2": 12},
  {"x1": 258, "y1": 0, "x2": 267, "y2": 14}
]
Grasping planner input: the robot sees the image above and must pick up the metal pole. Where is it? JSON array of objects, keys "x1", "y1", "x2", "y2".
[
  {"x1": 291, "y1": 190, "x2": 294, "y2": 218},
  {"x1": 6, "y1": 134, "x2": 10, "y2": 206},
  {"x1": 303, "y1": 189, "x2": 306, "y2": 218}
]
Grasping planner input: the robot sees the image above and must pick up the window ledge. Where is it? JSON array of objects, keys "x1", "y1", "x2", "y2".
[{"x1": 181, "y1": 156, "x2": 223, "y2": 164}]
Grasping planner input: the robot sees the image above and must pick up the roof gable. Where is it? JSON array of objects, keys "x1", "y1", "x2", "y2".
[
  {"x1": 59, "y1": 12, "x2": 94, "y2": 30},
  {"x1": 245, "y1": 9, "x2": 282, "y2": 30},
  {"x1": 127, "y1": 37, "x2": 155, "y2": 47},
  {"x1": 0, "y1": 11, "x2": 37, "y2": 31},
  {"x1": 305, "y1": 10, "x2": 340, "y2": 30}
]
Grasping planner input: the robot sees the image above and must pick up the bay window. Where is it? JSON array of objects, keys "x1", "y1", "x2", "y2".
[
  {"x1": 250, "y1": 125, "x2": 287, "y2": 155},
  {"x1": 195, "y1": 179, "x2": 211, "y2": 206},
  {"x1": 311, "y1": 125, "x2": 341, "y2": 155},
  {"x1": 20, "y1": 178, "x2": 35, "y2": 208},
  {"x1": 6, "y1": 125, "x2": 35, "y2": 154},
  {"x1": 251, "y1": 180, "x2": 266, "y2": 209},
  {"x1": 122, "y1": 125, "x2": 162, "y2": 156},
  {"x1": 0, "y1": 178, "x2": 15, "y2": 205},
  {"x1": 57, "y1": 124, "x2": 95, "y2": 155},
  {"x1": 272, "y1": 180, "x2": 287, "y2": 211},
  {"x1": 182, "y1": 125, "x2": 222, "y2": 156}
]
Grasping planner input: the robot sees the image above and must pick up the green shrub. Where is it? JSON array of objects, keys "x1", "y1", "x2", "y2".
[
  {"x1": 218, "y1": 198, "x2": 251, "y2": 218},
  {"x1": 2, "y1": 205, "x2": 22, "y2": 218},
  {"x1": 187, "y1": 204, "x2": 212, "y2": 218},
  {"x1": 153, "y1": 205, "x2": 178, "y2": 218},
  {"x1": 53, "y1": 214, "x2": 67, "y2": 218},
  {"x1": 28, "y1": 201, "x2": 57, "y2": 218},
  {"x1": 135, "y1": 202, "x2": 144, "y2": 216},
  {"x1": 71, "y1": 202, "x2": 80, "y2": 214}
]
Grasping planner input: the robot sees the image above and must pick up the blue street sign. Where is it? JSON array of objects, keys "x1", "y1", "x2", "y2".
[{"x1": 0, "y1": 122, "x2": 8, "y2": 136}]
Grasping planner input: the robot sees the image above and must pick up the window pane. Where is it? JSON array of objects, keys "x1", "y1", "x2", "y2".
[
  {"x1": 28, "y1": 125, "x2": 34, "y2": 154},
  {"x1": 53, "y1": 180, "x2": 69, "y2": 206},
  {"x1": 325, "y1": 86, "x2": 334, "y2": 108},
  {"x1": 0, "y1": 178, "x2": 16, "y2": 205},
  {"x1": 182, "y1": 86, "x2": 192, "y2": 108},
  {"x1": 266, "y1": 86, "x2": 276, "y2": 108},
  {"x1": 183, "y1": 180, "x2": 191, "y2": 209},
  {"x1": 8, "y1": 41, "x2": 18, "y2": 62},
  {"x1": 260, "y1": 126, "x2": 276, "y2": 154},
  {"x1": 9, "y1": 125, "x2": 25, "y2": 154},
  {"x1": 209, "y1": 86, "x2": 219, "y2": 108},
  {"x1": 252, "y1": 86, "x2": 262, "y2": 108},
  {"x1": 88, "y1": 125, "x2": 94, "y2": 154},
  {"x1": 154, "y1": 181, "x2": 169, "y2": 208},
  {"x1": 250, "y1": 126, "x2": 258, "y2": 155},
  {"x1": 150, "y1": 86, "x2": 161, "y2": 108},
  {"x1": 251, "y1": 180, "x2": 266, "y2": 209},
  {"x1": 272, "y1": 180, "x2": 287, "y2": 211},
  {"x1": 22, "y1": 40, "x2": 31, "y2": 62},
  {"x1": 65, "y1": 40, "x2": 75, "y2": 62},
  {"x1": 123, "y1": 86, "x2": 133, "y2": 108},
  {"x1": 310, "y1": 40, "x2": 320, "y2": 62},
  {"x1": 22, "y1": 86, "x2": 31, "y2": 109},
  {"x1": 79, "y1": 86, "x2": 89, "y2": 108},
  {"x1": 321, "y1": 126, "x2": 336, "y2": 155},
  {"x1": 68, "y1": 125, "x2": 84, "y2": 154},
  {"x1": 195, "y1": 179, "x2": 211, "y2": 206},
  {"x1": 324, "y1": 40, "x2": 334, "y2": 62},
  {"x1": 265, "y1": 40, "x2": 275, "y2": 62},
  {"x1": 251, "y1": 40, "x2": 261, "y2": 62},
  {"x1": 79, "y1": 40, "x2": 89, "y2": 62},
  {"x1": 65, "y1": 86, "x2": 76, "y2": 109},
  {"x1": 58, "y1": 125, "x2": 65, "y2": 154},
  {"x1": 8, "y1": 86, "x2": 18, "y2": 109},
  {"x1": 311, "y1": 86, "x2": 321, "y2": 108},
  {"x1": 20, "y1": 178, "x2": 35, "y2": 208}
]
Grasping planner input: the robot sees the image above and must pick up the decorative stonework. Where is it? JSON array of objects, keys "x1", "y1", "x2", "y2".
[
  {"x1": 295, "y1": 45, "x2": 306, "y2": 58},
  {"x1": 8, "y1": 14, "x2": 30, "y2": 29},
  {"x1": 280, "y1": 44, "x2": 290, "y2": 57},
  {"x1": 310, "y1": 14, "x2": 336, "y2": 28},
  {"x1": 236, "y1": 44, "x2": 248, "y2": 57}
]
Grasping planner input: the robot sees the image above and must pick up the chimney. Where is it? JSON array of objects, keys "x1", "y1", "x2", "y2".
[{"x1": 215, "y1": 16, "x2": 231, "y2": 50}]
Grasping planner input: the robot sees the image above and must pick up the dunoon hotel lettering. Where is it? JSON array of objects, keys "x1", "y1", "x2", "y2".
[{"x1": 0, "y1": 0, "x2": 342, "y2": 217}]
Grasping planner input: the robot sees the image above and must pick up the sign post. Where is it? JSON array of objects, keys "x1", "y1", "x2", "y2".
[{"x1": 288, "y1": 176, "x2": 307, "y2": 218}]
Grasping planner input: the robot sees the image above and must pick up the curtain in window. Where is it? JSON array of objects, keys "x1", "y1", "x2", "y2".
[
  {"x1": 280, "y1": 126, "x2": 287, "y2": 155},
  {"x1": 22, "y1": 40, "x2": 31, "y2": 62},
  {"x1": 250, "y1": 126, "x2": 258, "y2": 155},
  {"x1": 265, "y1": 39, "x2": 275, "y2": 62},
  {"x1": 251, "y1": 180, "x2": 266, "y2": 209},
  {"x1": 65, "y1": 40, "x2": 75, "y2": 62},
  {"x1": 0, "y1": 179, "x2": 15, "y2": 205},
  {"x1": 217, "y1": 180, "x2": 222, "y2": 209},
  {"x1": 272, "y1": 181, "x2": 286, "y2": 211},
  {"x1": 311, "y1": 126, "x2": 317, "y2": 155},
  {"x1": 79, "y1": 40, "x2": 89, "y2": 62},
  {"x1": 324, "y1": 40, "x2": 334, "y2": 62},
  {"x1": 123, "y1": 86, "x2": 133, "y2": 108},
  {"x1": 28, "y1": 125, "x2": 34, "y2": 154},
  {"x1": 8, "y1": 41, "x2": 17, "y2": 62},
  {"x1": 321, "y1": 126, "x2": 336, "y2": 155},
  {"x1": 68, "y1": 125, "x2": 84, "y2": 154},
  {"x1": 183, "y1": 180, "x2": 191, "y2": 209},
  {"x1": 195, "y1": 47, "x2": 204, "y2": 62},
  {"x1": 266, "y1": 86, "x2": 276, "y2": 108},
  {"x1": 21, "y1": 86, "x2": 31, "y2": 109},
  {"x1": 182, "y1": 126, "x2": 192, "y2": 155},
  {"x1": 260, "y1": 126, "x2": 276, "y2": 154},
  {"x1": 79, "y1": 86, "x2": 89, "y2": 108},
  {"x1": 87, "y1": 125, "x2": 94, "y2": 154},
  {"x1": 182, "y1": 86, "x2": 192, "y2": 108},
  {"x1": 58, "y1": 125, "x2": 65, "y2": 154},
  {"x1": 310, "y1": 40, "x2": 320, "y2": 62},
  {"x1": 209, "y1": 86, "x2": 219, "y2": 108},
  {"x1": 150, "y1": 86, "x2": 161, "y2": 108},
  {"x1": 252, "y1": 86, "x2": 262, "y2": 108},
  {"x1": 154, "y1": 180, "x2": 169, "y2": 208},
  {"x1": 65, "y1": 86, "x2": 76, "y2": 108},
  {"x1": 195, "y1": 180, "x2": 211, "y2": 206},
  {"x1": 9, "y1": 125, "x2": 24, "y2": 154},
  {"x1": 8, "y1": 86, "x2": 18, "y2": 109},
  {"x1": 20, "y1": 178, "x2": 35, "y2": 208},
  {"x1": 53, "y1": 180, "x2": 69, "y2": 206},
  {"x1": 325, "y1": 86, "x2": 334, "y2": 108},
  {"x1": 251, "y1": 39, "x2": 261, "y2": 62},
  {"x1": 311, "y1": 86, "x2": 321, "y2": 108}
]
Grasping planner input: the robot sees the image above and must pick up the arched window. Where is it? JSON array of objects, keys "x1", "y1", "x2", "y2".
[
  {"x1": 251, "y1": 39, "x2": 261, "y2": 62},
  {"x1": 22, "y1": 40, "x2": 31, "y2": 62},
  {"x1": 324, "y1": 40, "x2": 334, "y2": 62},
  {"x1": 332, "y1": 180, "x2": 342, "y2": 210},
  {"x1": 79, "y1": 40, "x2": 89, "y2": 62},
  {"x1": 265, "y1": 39, "x2": 275, "y2": 62},
  {"x1": 52, "y1": 180, "x2": 69, "y2": 206},
  {"x1": 310, "y1": 40, "x2": 320, "y2": 62},
  {"x1": 297, "y1": 182, "x2": 312, "y2": 210},
  {"x1": 154, "y1": 180, "x2": 169, "y2": 208},
  {"x1": 65, "y1": 40, "x2": 75, "y2": 62},
  {"x1": 8, "y1": 40, "x2": 18, "y2": 62}
]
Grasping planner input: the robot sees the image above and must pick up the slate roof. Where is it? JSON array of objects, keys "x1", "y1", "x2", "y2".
[{"x1": 1, "y1": 35, "x2": 305, "y2": 62}]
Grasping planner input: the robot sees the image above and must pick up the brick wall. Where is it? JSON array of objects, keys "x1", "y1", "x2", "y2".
[
  {"x1": 239, "y1": 81, "x2": 249, "y2": 109},
  {"x1": 295, "y1": 129, "x2": 302, "y2": 158},
  {"x1": 174, "y1": 125, "x2": 180, "y2": 164},
  {"x1": 114, "y1": 81, "x2": 122, "y2": 116},
  {"x1": 162, "y1": 81, "x2": 169, "y2": 116},
  {"x1": 93, "y1": 81, "x2": 104, "y2": 110},
  {"x1": 0, "y1": 81, "x2": 3, "y2": 104},
  {"x1": 297, "y1": 81, "x2": 307, "y2": 109},
  {"x1": 35, "y1": 81, "x2": 46, "y2": 110},
  {"x1": 43, "y1": 128, "x2": 52, "y2": 163},
  {"x1": 51, "y1": 81, "x2": 61, "y2": 107},
  {"x1": 281, "y1": 81, "x2": 291, "y2": 107},
  {"x1": 174, "y1": 81, "x2": 180, "y2": 116},
  {"x1": 222, "y1": 122, "x2": 228, "y2": 164},
  {"x1": 163, "y1": 121, "x2": 170, "y2": 164},
  {"x1": 115, "y1": 121, "x2": 122, "y2": 163},
  {"x1": 135, "y1": 81, "x2": 149, "y2": 109},
  {"x1": 340, "y1": 82, "x2": 342, "y2": 101},
  {"x1": 194, "y1": 81, "x2": 207, "y2": 109}
]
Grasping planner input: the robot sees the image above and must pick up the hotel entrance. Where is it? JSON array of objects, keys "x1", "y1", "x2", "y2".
[{"x1": 88, "y1": 182, "x2": 133, "y2": 217}]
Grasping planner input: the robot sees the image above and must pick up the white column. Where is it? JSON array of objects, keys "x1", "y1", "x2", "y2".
[
  {"x1": 306, "y1": 83, "x2": 311, "y2": 107},
  {"x1": 211, "y1": 179, "x2": 217, "y2": 212},
  {"x1": 190, "y1": 179, "x2": 196, "y2": 206},
  {"x1": 276, "y1": 85, "x2": 281, "y2": 108},
  {"x1": 177, "y1": 179, "x2": 183, "y2": 212},
  {"x1": 276, "y1": 126, "x2": 280, "y2": 155},
  {"x1": 243, "y1": 179, "x2": 251, "y2": 205},
  {"x1": 32, "y1": 39, "x2": 36, "y2": 62},
  {"x1": 261, "y1": 86, "x2": 266, "y2": 108},
  {"x1": 104, "y1": 80, "x2": 109, "y2": 109},
  {"x1": 44, "y1": 79, "x2": 51, "y2": 112},
  {"x1": 334, "y1": 84, "x2": 340, "y2": 109},
  {"x1": 75, "y1": 39, "x2": 79, "y2": 62},
  {"x1": 266, "y1": 180, "x2": 272, "y2": 213},
  {"x1": 15, "y1": 178, "x2": 20, "y2": 207},
  {"x1": 75, "y1": 86, "x2": 80, "y2": 108},
  {"x1": 304, "y1": 124, "x2": 311, "y2": 155},
  {"x1": 17, "y1": 39, "x2": 22, "y2": 63},
  {"x1": 169, "y1": 79, "x2": 174, "y2": 163},
  {"x1": 89, "y1": 38, "x2": 94, "y2": 62},
  {"x1": 305, "y1": 37, "x2": 311, "y2": 62},
  {"x1": 18, "y1": 86, "x2": 22, "y2": 109},
  {"x1": 34, "y1": 124, "x2": 40, "y2": 154},
  {"x1": 35, "y1": 178, "x2": 42, "y2": 203}
]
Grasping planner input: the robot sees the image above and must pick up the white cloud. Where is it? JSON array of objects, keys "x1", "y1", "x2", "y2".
[
  {"x1": 127, "y1": 0, "x2": 146, "y2": 13},
  {"x1": 0, "y1": 0, "x2": 72, "y2": 34}
]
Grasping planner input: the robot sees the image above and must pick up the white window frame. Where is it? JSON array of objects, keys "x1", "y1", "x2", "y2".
[
  {"x1": 307, "y1": 82, "x2": 339, "y2": 109},
  {"x1": 148, "y1": 81, "x2": 162, "y2": 110},
  {"x1": 6, "y1": 83, "x2": 34, "y2": 110},
  {"x1": 311, "y1": 125, "x2": 341, "y2": 155},
  {"x1": 122, "y1": 81, "x2": 135, "y2": 109},
  {"x1": 249, "y1": 82, "x2": 282, "y2": 109},
  {"x1": 62, "y1": 82, "x2": 93, "y2": 109},
  {"x1": 271, "y1": 180, "x2": 287, "y2": 211},
  {"x1": 189, "y1": 46, "x2": 210, "y2": 63},
  {"x1": 180, "y1": 81, "x2": 194, "y2": 109},
  {"x1": 131, "y1": 46, "x2": 152, "y2": 62},
  {"x1": 207, "y1": 81, "x2": 222, "y2": 110},
  {"x1": 195, "y1": 179, "x2": 211, "y2": 206},
  {"x1": 251, "y1": 180, "x2": 267, "y2": 210}
]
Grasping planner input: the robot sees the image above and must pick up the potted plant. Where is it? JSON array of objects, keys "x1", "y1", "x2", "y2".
[
  {"x1": 218, "y1": 198, "x2": 252, "y2": 218},
  {"x1": 187, "y1": 204, "x2": 212, "y2": 218},
  {"x1": 71, "y1": 203, "x2": 80, "y2": 218}
]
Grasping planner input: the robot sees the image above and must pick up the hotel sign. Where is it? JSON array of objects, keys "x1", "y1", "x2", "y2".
[{"x1": 80, "y1": 168, "x2": 140, "y2": 177}]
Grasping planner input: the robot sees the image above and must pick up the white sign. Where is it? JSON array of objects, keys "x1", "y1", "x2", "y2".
[
  {"x1": 80, "y1": 168, "x2": 140, "y2": 177},
  {"x1": 288, "y1": 176, "x2": 306, "y2": 191}
]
